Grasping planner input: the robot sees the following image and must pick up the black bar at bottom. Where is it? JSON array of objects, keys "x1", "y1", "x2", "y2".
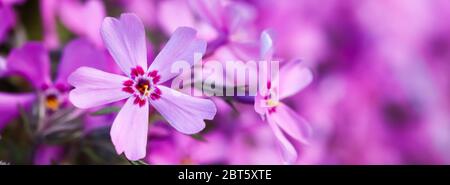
[{"x1": 0, "y1": 165, "x2": 449, "y2": 184}]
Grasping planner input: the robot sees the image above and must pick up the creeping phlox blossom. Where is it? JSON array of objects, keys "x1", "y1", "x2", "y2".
[
  {"x1": 68, "y1": 13, "x2": 217, "y2": 160},
  {"x1": 0, "y1": 39, "x2": 105, "y2": 130},
  {"x1": 254, "y1": 31, "x2": 313, "y2": 164}
]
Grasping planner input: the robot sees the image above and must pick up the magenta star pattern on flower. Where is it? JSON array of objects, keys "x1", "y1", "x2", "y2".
[{"x1": 68, "y1": 13, "x2": 217, "y2": 160}]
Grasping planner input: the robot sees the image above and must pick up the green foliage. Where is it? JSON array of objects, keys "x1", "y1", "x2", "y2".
[{"x1": 91, "y1": 106, "x2": 121, "y2": 116}]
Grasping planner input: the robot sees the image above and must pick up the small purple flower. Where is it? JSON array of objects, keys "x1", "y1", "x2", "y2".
[
  {"x1": 68, "y1": 13, "x2": 217, "y2": 160},
  {"x1": 8, "y1": 39, "x2": 106, "y2": 108},
  {"x1": 158, "y1": 0, "x2": 258, "y2": 58},
  {"x1": 254, "y1": 31, "x2": 313, "y2": 164},
  {"x1": 0, "y1": 38, "x2": 107, "y2": 129}
]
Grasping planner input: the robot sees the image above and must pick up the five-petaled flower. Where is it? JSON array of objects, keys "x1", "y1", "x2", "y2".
[
  {"x1": 68, "y1": 13, "x2": 217, "y2": 160},
  {"x1": 0, "y1": 38, "x2": 107, "y2": 130},
  {"x1": 254, "y1": 31, "x2": 313, "y2": 164}
]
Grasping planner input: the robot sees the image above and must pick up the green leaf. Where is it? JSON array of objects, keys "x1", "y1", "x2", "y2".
[
  {"x1": 82, "y1": 147, "x2": 104, "y2": 164},
  {"x1": 17, "y1": 105, "x2": 33, "y2": 140},
  {"x1": 190, "y1": 134, "x2": 207, "y2": 142},
  {"x1": 127, "y1": 159, "x2": 149, "y2": 165},
  {"x1": 91, "y1": 106, "x2": 121, "y2": 116},
  {"x1": 224, "y1": 97, "x2": 239, "y2": 113}
]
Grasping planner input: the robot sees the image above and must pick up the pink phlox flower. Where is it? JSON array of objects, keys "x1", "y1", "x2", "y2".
[
  {"x1": 254, "y1": 30, "x2": 314, "y2": 164},
  {"x1": 68, "y1": 13, "x2": 217, "y2": 160}
]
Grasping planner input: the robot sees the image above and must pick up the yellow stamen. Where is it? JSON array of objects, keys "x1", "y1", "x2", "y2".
[
  {"x1": 143, "y1": 84, "x2": 150, "y2": 96},
  {"x1": 45, "y1": 96, "x2": 59, "y2": 111},
  {"x1": 266, "y1": 99, "x2": 280, "y2": 107}
]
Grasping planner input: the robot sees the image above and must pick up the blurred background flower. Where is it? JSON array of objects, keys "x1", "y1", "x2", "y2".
[{"x1": 0, "y1": 0, "x2": 449, "y2": 165}]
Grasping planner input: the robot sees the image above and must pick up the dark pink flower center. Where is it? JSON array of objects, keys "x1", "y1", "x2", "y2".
[
  {"x1": 135, "y1": 78, "x2": 150, "y2": 96},
  {"x1": 122, "y1": 66, "x2": 162, "y2": 107},
  {"x1": 263, "y1": 88, "x2": 279, "y2": 114},
  {"x1": 268, "y1": 107, "x2": 277, "y2": 114},
  {"x1": 41, "y1": 85, "x2": 66, "y2": 111}
]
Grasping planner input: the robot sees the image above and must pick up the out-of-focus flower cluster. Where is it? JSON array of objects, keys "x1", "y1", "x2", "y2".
[{"x1": 0, "y1": 0, "x2": 449, "y2": 165}]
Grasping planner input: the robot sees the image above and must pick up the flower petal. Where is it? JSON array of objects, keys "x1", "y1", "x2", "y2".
[
  {"x1": 6, "y1": 42, "x2": 52, "y2": 89},
  {"x1": 227, "y1": 41, "x2": 260, "y2": 61},
  {"x1": 187, "y1": 0, "x2": 224, "y2": 31},
  {"x1": 55, "y1": 38, "x2": 107, "y2": 86},
  {"x1": 40, "y1": 0, "x2": 59, "y2": 49},
  {"x1": 223, "y1": 1, "x2": 255, "y2": 34},
  {"x1": 2, "y1": 0, "x2": 26, "y2": 5},
  {"x1": 150, "y1": 86, "x2": 216, "y2": 134},
  {"x1": 0, "y1": 55, "x2": 6, "y2": 77},
  {"x1": 68, "y1": 67, "x2": 131, "y2": 109},
  {"x1": 260, "y1": 30, "x2": 274, "y2": 61},
  {"x1": 33, "y1": 145, "x2": 63, "y2": 165},
  {"x1": 158, "y1": 0, "x2": 196, "y2": 35},
  {"x1": 253, "y1": 94, "x2": 266, "y2": 117},
  {"x1": 101, "y1": 13, "x2": 147, "y2": 75},
  {"x1": 58, "y1": 0, "x2": 106, "y2": 46},
  {"x1": 148, "y1": 27, "x2": 206, "y2": 83},
  {"x1": 110, "y1": 97, "x2": 149, "y2": 160},
  {"x1": 0, "y1": 5, "x2": 16, "y2": 43},
  {"x1": 0, "y1": 92, "x2": 35, "y2": 131},
  {"x1": 267, "y1": 114, "x2": 297, "y2": 164},
  {"x1": 270, "y1": 103, "x2": 312, "y2": 144},
  {"x1": 277, "y1": 60, "x2": 313, "y2": 100},
  {"x1": 122, "y1": 0, "x2": 157, "y2": 27}
]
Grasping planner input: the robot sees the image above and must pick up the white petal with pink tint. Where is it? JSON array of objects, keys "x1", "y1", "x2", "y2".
[
  {"x1": 260, "y1": 30, "x2": 274, "y2": 61},
  {"x1": 253, "y1": 94, "x2": 266, "y2": 117},
  {"x1": 148, "y1": 27, "x2": 206, "y2": 83},
  {"x1": 150, "y1": 86, "x2": 216, "y2": 134},
  {"x1": 270, "y1": 103, "x2": 312, "y2": 144},
  {"x1": 110, "y1": 97, "x2": 149, "y2": 160},
  {"x1": 0, "y1": 56, "x2": 6, "y2": 76},
  {"x1": 277, "y1": 61, "x2": 313, "y2": 100},
  {"x1": 101, "y1": 13, "x2": 147, "y2": 75},
  {"x1": 267, "y1": 115, "x2": 297, "y2": 164},
  {"x1": 68, "y1": 67, "x2": 131, "y2": 108}
]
